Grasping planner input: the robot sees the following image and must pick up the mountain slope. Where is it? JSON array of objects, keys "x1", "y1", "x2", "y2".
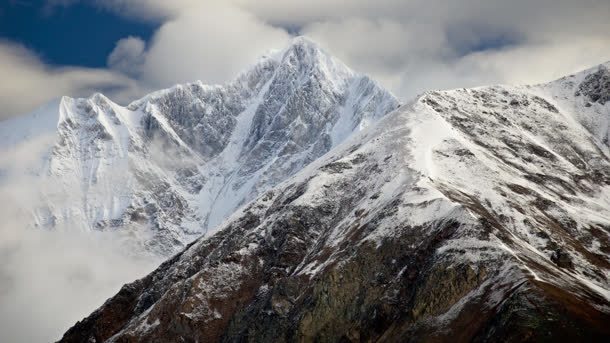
[
  {"x1": 60, "y1": 63, "x2": 610, "y2": 341},
  {"x1": 1, "y1": 37, "x2": 398, "y2": 256}
]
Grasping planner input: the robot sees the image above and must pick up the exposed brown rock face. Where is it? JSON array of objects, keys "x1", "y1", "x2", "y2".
[
  {"x1": 59, "y1": 203, "x2": 610, "y2": 342},
  {"x1": 60, "y1": 64, "x2": 610, "y2": 342}
]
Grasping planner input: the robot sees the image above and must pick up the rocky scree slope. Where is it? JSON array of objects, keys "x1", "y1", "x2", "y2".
[
  {"x1": 61, "y1": 63, "x2": 610, "y2": 342},
  {"x1": 0, "y1": 37, "x2": 398, "y2": 256}
]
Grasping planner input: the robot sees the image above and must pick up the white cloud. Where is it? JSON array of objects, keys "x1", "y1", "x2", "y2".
[
  {"x1": 107, "y1": 36, "x2": 146, "y2": 76},
  {"x1": 0, "y1": 217, "x2": 159, "y2": 342},
  {"x1": 301, "y1": 15, "x2": 610, "y2": 98},
  {"x1": 0, "y1": 41, "x2": 140, "y2": 119},
  {"x1": 130, "y1": 2, "x2": 290, "y2": 88},
  {"x1": 0, "y1": 133, "x2": 161, "y2": 342}
]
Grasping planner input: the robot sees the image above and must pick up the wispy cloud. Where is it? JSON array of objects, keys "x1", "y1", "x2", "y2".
[{"x1": 0, "y1": 40, "x2": 140, "y2": 119}]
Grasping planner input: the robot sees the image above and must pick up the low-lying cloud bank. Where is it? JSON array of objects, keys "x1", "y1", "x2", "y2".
[
  {"x1": 0, "y1": 227, "x2": 160, "y2": 342},
  {"x1": 0, "y1": 134, "x2": 161, "y2": 342}
]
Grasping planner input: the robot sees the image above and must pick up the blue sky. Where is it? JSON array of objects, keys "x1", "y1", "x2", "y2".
[{"x1": 0, "y1": 0, "x2": 158, "y2": 67}]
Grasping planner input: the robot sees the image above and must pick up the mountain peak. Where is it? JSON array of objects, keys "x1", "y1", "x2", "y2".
[
  {"x1": 25, "y1": 37, "x2": 398, "y2": 255},
  {"x1": 282, "y1": 35, "x2": 323, "y2": 57},
  {"x1": 269, "y1": 36, "x2": 356, "y2": 89},
  {"x1": 279, "y1": 39, "x2": 317, "y2": 62},
  {"x1": 275, "y1": 36, "x2": 342, "y2": 67}
]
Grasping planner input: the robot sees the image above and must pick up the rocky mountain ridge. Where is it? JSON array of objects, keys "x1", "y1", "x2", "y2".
[
  {"x1": 60, "y1": 62, "x2": 610, "y2": 341},
  {"x1": 0, "y1": 37, "x2": 398, "y2": 256}
]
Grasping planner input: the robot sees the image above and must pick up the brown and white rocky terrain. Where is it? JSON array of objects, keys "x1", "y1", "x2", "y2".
[{"x1": 59, "y1": 60, "x2": 610, "y2": 342}]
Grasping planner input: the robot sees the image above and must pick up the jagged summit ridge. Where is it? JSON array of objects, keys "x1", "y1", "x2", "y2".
[{"x1": 9, "y1": 36, "x2": 399, "y2": 256}]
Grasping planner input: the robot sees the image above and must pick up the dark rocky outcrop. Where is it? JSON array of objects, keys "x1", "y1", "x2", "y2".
[{"x1": 575, "y1": 65, "x2": 610, "y2": 104}]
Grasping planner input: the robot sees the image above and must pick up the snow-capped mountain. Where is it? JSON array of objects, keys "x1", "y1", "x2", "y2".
[
  {"x1": 0, "y1": 37, "x2": 398, "y2": 255},
  {"x1": 61, "y1": 62, "x2": 610, "y2": 342}
]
